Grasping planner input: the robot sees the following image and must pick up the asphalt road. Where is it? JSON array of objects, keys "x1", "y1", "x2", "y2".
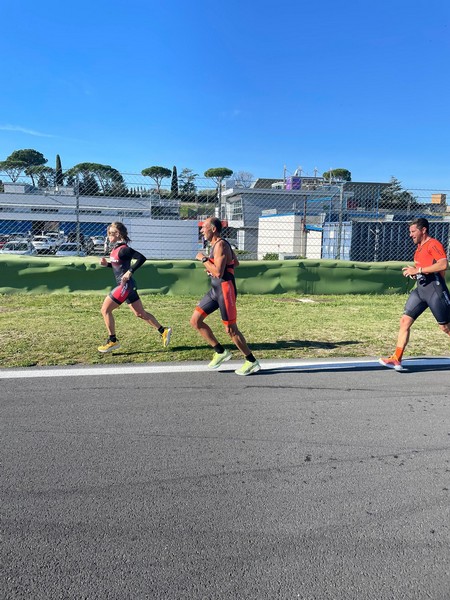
[{"x1": 1, "y1": 358, "x2": 449, "y2": 600}]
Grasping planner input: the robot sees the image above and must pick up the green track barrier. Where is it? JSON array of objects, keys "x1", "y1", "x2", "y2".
[{"x1": 0, "y1": 256, "x2": 427, "y2": 295}]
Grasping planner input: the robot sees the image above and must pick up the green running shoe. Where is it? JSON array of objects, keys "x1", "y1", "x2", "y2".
[
  {"x1": 208, "y1": 349, "x2": 232, "y2": 369},
  {"x1": 235, "y1": 359, "x2": 261, "y2": 376}
]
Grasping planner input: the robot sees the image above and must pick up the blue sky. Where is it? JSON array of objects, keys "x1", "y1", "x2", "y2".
[{"x1": 1, "y1": 0, "x2": 450, "y2": 190}]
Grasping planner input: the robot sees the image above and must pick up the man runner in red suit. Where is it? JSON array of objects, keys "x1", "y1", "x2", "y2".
[{"x1": 379, "y1": 217, "x2": 450, "y2": 371}]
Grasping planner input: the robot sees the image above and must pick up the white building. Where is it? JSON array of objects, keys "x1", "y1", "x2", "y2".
[
  {"x1": 257, "y1": 213, "x2": 322, "y2": 260},
  {"x1": 0, "y1": 183, "x2": 199, "y2": 259}
]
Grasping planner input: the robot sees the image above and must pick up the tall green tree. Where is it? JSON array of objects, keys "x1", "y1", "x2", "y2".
[
  {"x1": 170, "y1": 165, "x2": 179, "y2": 199},
  {"x1": 36, "y1": 166, "x2": 56, "y2": 188},
  {"x1": 204, "y1": 167, "x2": 233, "y2": 214},
  {"x1": 67, "y1": 162, "x2": 125, "y2": 196},
  {"x1": 55, "y1": 154, "x2": 64, "y2": 187},
  {"x1": 27, "y1": 165, "x2": 55, "y2": 188},
  {"x1": 14, "y1": 149, "x2": 47, "y2": 186},
  {"x1": 0, "y1": 148, "x2": 47, "y2": 184},
  {"x1": 81, "y1": 173, "x2": 100, "y2": 196},
  {"x1": 179, "y1": 168, "x2": 198, "y2": 197},
  {"x1": 141, "y1": 166, "x2": 172, "y2": 194},
  {"x1": 322, "y1": 168, "x2": 351, "y2": 182},
  {"x1": 204, "y1": 167, "x2": 234, "y2": 188},
  {"x1": 379, "y1": 176, "x2": 418, "y2": 211},
  {"x1": 0, "y1": 158, "x2": 27, "y2": 182}
]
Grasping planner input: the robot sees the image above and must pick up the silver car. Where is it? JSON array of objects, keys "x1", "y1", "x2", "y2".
[
  {"x1": 0, "y1": 242, "x2": 37, "y2": 255},
  {"x1": 32, "y1": 235, "x2": 54, "y2": 254},
  {"x1": 89, "y1": 236, "x2": 108, "y2": 254},
  {"x1": 54, "y1": 243, "x2": 86, "y2": 257}
]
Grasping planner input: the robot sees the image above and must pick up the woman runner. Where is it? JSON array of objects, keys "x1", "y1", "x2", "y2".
[{"x1": 98, "y1": 221, "x2": 172, "y2": 352}]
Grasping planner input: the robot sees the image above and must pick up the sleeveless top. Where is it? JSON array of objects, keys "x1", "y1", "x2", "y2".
[{"x1": 209, "y1": 239, "x2": 235, "y2": 282}]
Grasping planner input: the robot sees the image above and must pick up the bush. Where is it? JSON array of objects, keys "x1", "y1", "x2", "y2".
[{"x1": 263, "y1": 253, "x2": 279, "y2": 260}]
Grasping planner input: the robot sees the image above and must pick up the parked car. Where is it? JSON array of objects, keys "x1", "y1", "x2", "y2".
[
  {"x1": 31, "y1": 235, "x2": 55, "y2": 254},
  {"x1": 54, "y1": 243, "x2": 86, "y2": 257},
  {"x1": 8, "y1": 232, "x2": 30, "y2": 241},
  {"x1": 0, "y1": 235, "x2": 10, "y2": 249},
  {"x1": 0, "y1": 241, "x2": 37, "y2": 255},
  {"x1": 89, "y1": 236, "x2": 108, "y2": 254},
  {"x1": 44, "y1": 232, "x2": 65, "y2": 248}
]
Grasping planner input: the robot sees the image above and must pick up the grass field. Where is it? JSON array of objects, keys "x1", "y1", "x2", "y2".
[{"x1": 1, "y1": 292, "x2": 449, "y2": 369}]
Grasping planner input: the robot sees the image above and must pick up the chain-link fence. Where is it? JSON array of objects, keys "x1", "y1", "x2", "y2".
[{"x1": 0, "y1": 170, "x2": 449, "y2": 261}]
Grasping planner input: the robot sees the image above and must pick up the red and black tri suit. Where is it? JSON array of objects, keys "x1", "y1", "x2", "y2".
[
  {"x1": 404, "y1": 236, "x2": 450, "y2": 324},
  {"x1": 195, "y1": 239, "x2": 237, "y2": 325},
  {"x1": 107, "y1": 242, "x2": 146, "y2": 305}
]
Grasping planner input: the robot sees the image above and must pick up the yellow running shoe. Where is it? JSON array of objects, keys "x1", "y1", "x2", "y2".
[
  {"x1": 98, "y1": 340, "x2": 121, "y2": 353},
  {"x1": 161, "y1": 327, "x2": 172, "y2": 348}
]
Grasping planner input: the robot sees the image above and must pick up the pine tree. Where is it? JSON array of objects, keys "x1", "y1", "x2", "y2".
[
  {"x1": 379, "y1": 176, "x2": 418, "y2": 211},
  {"x1": 55, "y1": 154, "x2": 63, "y2": 187},
  {"x1": 170, "y1": 165, "x2": 179, "y2": 199}
]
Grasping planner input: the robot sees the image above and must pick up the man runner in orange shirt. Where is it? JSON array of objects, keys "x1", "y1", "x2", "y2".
[{"x1": 379, "y1": 217, "x2": 450, "y2": 371}]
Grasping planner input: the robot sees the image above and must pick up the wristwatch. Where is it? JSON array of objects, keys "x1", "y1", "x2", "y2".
[{"x1": 201, "y1": 257, "x2": 208, "y2": 263}]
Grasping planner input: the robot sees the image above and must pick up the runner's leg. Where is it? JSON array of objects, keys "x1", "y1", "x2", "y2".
[
  {"x1": 128, "y1": 298, "x2": 162, "y2": 329},
  {"x1": 190, "y1": 309, "x2": 220, "y2": 346},
  {"x1": 227, "y1": 324, "x2": 251, "y2": 356},
  {"x1": 101, "y1": 296, "x2": 120, "y2": 336},
  {"x1": 394, "y1": 314, "x2": 415, "y2": 359}
]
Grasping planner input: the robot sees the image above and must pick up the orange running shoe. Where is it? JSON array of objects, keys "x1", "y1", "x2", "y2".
[{"x1": 378, "y1": 355, "x2": 405, "y2": 372}]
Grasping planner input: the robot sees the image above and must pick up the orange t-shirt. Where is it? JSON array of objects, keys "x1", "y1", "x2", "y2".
[{"x1": 414, "y1": 237, "x2": 447, "y2": 275}]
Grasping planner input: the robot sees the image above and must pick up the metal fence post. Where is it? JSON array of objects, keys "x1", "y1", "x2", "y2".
[
  {"x1": 75, "y1": 174, "x2": 80, "y2": 254},
  {"x1": 336, "y1": 184, "x2": 344, "y2": 260}
]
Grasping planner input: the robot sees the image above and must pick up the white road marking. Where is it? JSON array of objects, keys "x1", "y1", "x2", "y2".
[{"x1": 0, "y1": 357, "x2": 448, "y2": 379}]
